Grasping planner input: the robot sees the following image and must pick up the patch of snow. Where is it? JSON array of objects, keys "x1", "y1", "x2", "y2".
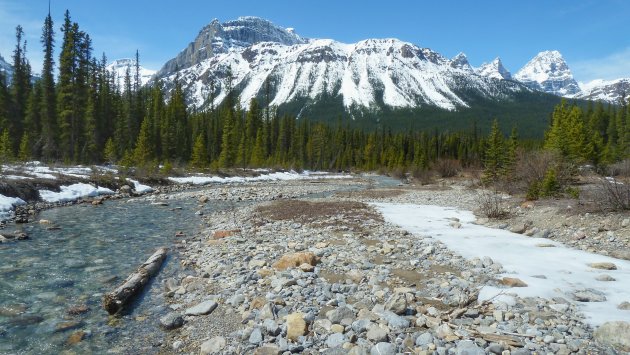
[
  {"x1": 0, "y1": 194, "x2": 26, "y2": 221},
  {"x1": 39, "y1": 183, "x2": 114, "y2": 203},
  {"x1": 168, "y1": 171, "x2": 350, "y2": 185},
  {"x1": 127, "y1": 179, "x2": 153, "y2": 194},
  {"x1": 374, "y1": 203, "x2": 630, "y2": 327}
]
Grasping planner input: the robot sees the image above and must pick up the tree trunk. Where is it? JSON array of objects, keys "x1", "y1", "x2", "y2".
[{"x1": 102, "y1": 247, "x2": 168, "y2": 315}]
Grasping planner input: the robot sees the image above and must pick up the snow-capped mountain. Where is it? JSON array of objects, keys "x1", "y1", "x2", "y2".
[
  {"x1": 477, "y1": 58, "x2": 512, "y2": 80},
  {"x1": 449, "y1": 52, "x2": 474, "y2": 73},
  {"x1": 574, "y1": 78, "x2": 630, "y2": 103},
  {"x1": 156, "y1": 16, "x2": 306, "y2": 78},
  {"x1": 106, "y1": 58, "x2": 155, "y2": 88},
  {"x1": 0, "y1": 53, "x2": 13, "y2": 83},
  {"x1": 514, "y1": 50, "x2": 580, "y2": 97},
  {"x1": 155, "y1": 17, "x2": 528, "y2": 113}
]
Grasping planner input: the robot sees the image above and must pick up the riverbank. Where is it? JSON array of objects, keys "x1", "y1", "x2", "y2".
[
  {"x1": 153, "y1": 177, "x2": 629, "y2": 354},
  {"x1": 2, "y1": 173, "x2": 628, "y2": 353}
]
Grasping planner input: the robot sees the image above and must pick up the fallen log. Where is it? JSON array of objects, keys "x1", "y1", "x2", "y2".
[{"x1": 102, "y1": 247, "x2": 168, "y2": 315}]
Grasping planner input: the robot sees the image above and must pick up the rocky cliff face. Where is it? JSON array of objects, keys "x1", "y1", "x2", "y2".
[{"x1": 156, "y1": 17, "x2": 305, "y2": 77}]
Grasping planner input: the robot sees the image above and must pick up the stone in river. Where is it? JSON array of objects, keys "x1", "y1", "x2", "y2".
[
  {"x1": 67, "y1": 304, "x2": 90, "y2": 315},
  {"x1": 66, "y1": 330, "x2": 86, "y2": 345},
  {"x1": 159, "y1": 312, "x2": 184, "y2": 330}
]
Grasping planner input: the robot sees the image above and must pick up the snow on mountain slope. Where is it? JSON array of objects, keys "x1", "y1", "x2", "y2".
[
  {"x1": 156, "y1": 18, "x2": 527, "y2": 113},
  {"x1": 449, "y1": 52, "x2": 474, "y2": 73},
  {"x1": 477, "y1": 58, "x2": 512, "y2": 80},
  {"x1": 574, "y1": 78, "x2": 630, "y2": 103},
  {"x1": 514, "y1": 50, "x2": 580, "y2": 96},
  {"x1": 106, "y1": 58, "x2": 155, "y2": 88}
]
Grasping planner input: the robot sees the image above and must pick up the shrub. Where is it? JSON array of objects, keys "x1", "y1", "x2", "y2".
[
  {"x1": 161, "y1": 161, "x2": 174, "y2": 175},
  {"x1": 597, "y1": 176, "x2": 630, "y2": 211},
  {"x1": 475, "y1": 189, "x2": 509, "y2": 219},
  {"x1": 435, "y1": 159, "x2": 460, "y2": 178},
  {"x1": 411, "y1": 167, "x2": 434, "y2": 185}
]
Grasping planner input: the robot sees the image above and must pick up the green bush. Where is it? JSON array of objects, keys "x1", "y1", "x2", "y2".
[{"x1": 540, "y1": 168, "x2": 560, "y2": 197}]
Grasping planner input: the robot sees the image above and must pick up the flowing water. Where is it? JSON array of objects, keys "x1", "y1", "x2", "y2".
[
  {"x1": 0, "y1": 176, "x2": 401, "y2": 354},
  {"x1": 0, "y1": 195, "x2": 225, "y2": 354}
]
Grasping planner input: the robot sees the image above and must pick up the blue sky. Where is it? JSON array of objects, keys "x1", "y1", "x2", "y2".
[{"x1": 0, "y1": 0, "x2": 629, "y2": 82}]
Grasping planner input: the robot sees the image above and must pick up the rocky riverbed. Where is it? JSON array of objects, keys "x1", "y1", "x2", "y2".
[{"x1": 142, "y1": 177, "x2": 629, "y2": 354}]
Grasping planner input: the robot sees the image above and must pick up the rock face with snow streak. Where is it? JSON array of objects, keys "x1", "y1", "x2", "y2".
[
  {"x1": 154, "y1": 17, "x2": 528, "y2": 114},
  {"x1": 477, "y1": 57, "x2": 512, "y2": 80},
  {"x1": 514, "y1": 50, "x2": 580, "y2": 96}
]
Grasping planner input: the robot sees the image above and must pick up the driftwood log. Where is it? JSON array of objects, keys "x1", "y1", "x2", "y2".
[{"x1": 103, "y1": 247, "x2": 168, "y2": 315}]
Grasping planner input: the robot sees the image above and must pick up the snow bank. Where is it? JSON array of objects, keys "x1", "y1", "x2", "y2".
[
  {"x1": 39, "y1": 183, "x2": 114, "y2": 203},
  {"x1": 0, "y1": 194, "x2": 26, "y2": 221},
  {"x1": 1, "y1": 161, "x2": 117, "y2": 180},
  {"x1": 127, "y1": 179, "x2": 153, "y2": 194},
  {"x1": 168, "y1": 170, "x2": 350, "y2": 185},
  {"x1": 374, "y1": 203, "x2": 630, "y2": 327}
]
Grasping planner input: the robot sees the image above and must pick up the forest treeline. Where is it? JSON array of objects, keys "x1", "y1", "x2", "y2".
[{"x1": 0, "y1": 11, "x2": 628, "y2": 174}]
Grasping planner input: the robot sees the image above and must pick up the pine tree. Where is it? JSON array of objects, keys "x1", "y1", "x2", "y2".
[
  {"x1": 133, "y1": 118, "x2": 153, "y2": 166},
  {"x1": 23, "y1": 82, "x2": 41, "y2": 158},
  {"x1": 10, "y1": 25, "x2": 32, "y2": 152},
  {"x1": 57, "y1": 10, "x2": 77, "y2": 161},
  {"x1": 0, "y1": 129, "x2": 14, "y2": 162},
  {"x1": 103, "y1": 138, "x2": 117, "y2": 164},
  {"x1": 18, "y1": 132, "x2": 30, "y2": 161},
  {"x1": 482, "y1": 119, "x2": 505, "y2": 184},
  {"x1": 218, "y1": 108, "x2": 236, "y2": 167},
  {"x1": 190, "y1": 134, "x2": 208, "y2": 168},
  {"x1": 40, "y1": 12, "x2": 57, "y2": 160}
]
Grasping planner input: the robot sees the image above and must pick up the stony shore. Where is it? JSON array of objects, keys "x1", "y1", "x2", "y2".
[{"x1": 141, "y1": 177, "x2": 629, "y2": 354}]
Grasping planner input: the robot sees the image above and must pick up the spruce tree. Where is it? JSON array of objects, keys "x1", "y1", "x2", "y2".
[
  {"x1": 482, "y1": 119, "x2": 505, "y2": 184},
  {"x1": 40, "y1": 12, "x2": 57, "y2": 160},
  {"x1": 10, "y1": 25, "x2": 32, "y2": 152},
  {"x1": 18, "y1": 132, "x2": 30, "y2": 161},
  {"x1": 133, "y1": 118, "x2": 153, "y2": 166},
  {"x1": 190, "y1": 134, "x2": 208, "y2": 168},
  {"x1": 57, "y1": 10, "x2": 76, "y2": 161}
]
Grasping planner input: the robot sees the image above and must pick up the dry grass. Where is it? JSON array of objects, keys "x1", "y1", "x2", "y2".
[{"x1": 256, "y1": 200, "x2": 383, "y2": 225}]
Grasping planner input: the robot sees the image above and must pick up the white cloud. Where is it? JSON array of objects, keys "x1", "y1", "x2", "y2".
[{"x1": 572, "y1": 47, "x2": 630, "y2": 82}]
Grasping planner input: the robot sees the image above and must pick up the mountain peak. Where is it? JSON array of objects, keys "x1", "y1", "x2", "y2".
[
  {"x1": 514, "y1": 50, "x2": 580, "y2": 96},
  {"x1": 477, "y1": 57, "x2": 512, "y2": 80},
  {"x1": 450, "y1": 52, "x2": 473, "y2": 72},
  {"x1": 157, "y1": 17, "x2": 305, "y2": 76},
  {"x1": 106, "y1": 58, "x2": 156, "y2": 87}
]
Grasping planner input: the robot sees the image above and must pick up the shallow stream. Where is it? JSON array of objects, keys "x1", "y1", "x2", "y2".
[{"x1": 0, "y1": 175, "x2": 401, "y2": 354}]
